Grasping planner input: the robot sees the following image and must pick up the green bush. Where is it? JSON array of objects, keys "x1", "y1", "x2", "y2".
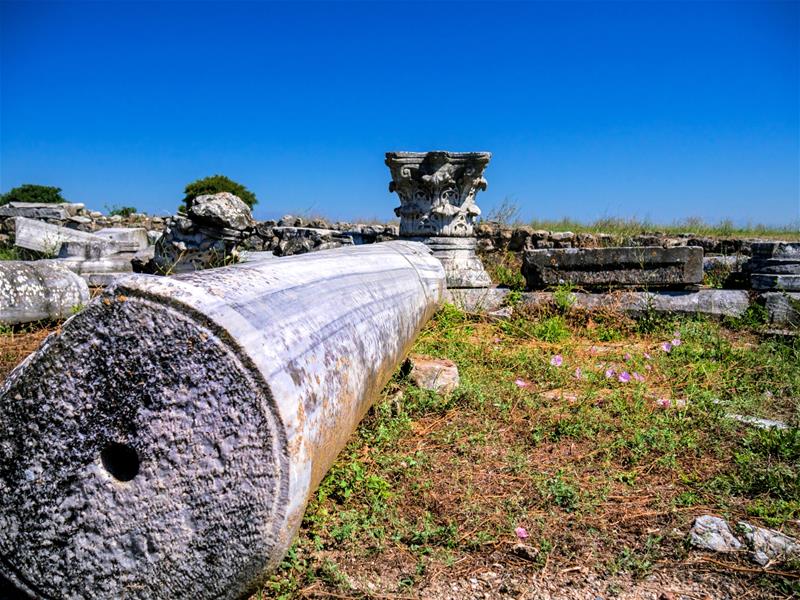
[
  {"x1": 0, "y1": 184, "x2": 67, "y2": 206},
  {"x1": 182, "y1": 174, "x2": 258, "y2": 209},
  {"x1": 108, "y1": 205, "x2": 137, "y2": 217}
]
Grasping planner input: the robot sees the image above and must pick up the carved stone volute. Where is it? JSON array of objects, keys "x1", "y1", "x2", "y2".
[{"x1": 386, "y1": 151, "x2": 491, "y2": 237}]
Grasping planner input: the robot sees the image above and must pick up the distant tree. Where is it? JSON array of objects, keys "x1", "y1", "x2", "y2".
[
  {"x1": 108, "y1": 205, "x2": 137, "y2": 217},
  {"x1": 0, "y1": 184, "x2": 67, "y2": 206},
  {"x1": 182, "y1": 174, "x2": 258, "y2": 210}
]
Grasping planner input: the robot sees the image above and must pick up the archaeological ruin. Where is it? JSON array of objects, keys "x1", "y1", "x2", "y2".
[{"x1": 0, "y1": 151, "x2": 798, "y2": 599}]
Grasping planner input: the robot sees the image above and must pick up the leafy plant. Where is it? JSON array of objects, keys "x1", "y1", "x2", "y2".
[
  {"x1": 182, "y1": 174, "x2": 258, "y2": 209},
  {"x1": 532, "y1": 315, "x2": 571, "y2": 343},
  {"x1": 0, "y1": 184, "x2": 67, "y2": 205},
  {"x1": 553, "y1": 283, "x2": 577, "y2": 313},
  {"x1": 107, "y1": 205, "x2": 137, "y2": 217}
]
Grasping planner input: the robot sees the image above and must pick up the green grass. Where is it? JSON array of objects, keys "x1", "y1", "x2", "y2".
[
  {"x1": 481, "y1": 202, "x2": 800, "y2": 240},
  {"x1": 0, "y1": 247, "x2": 21, "y2": 260},
  {"x1": 524, "y1": 216, "x2": 800, "y2": 240},
  {"x1": 261, "y1": 304, "x2": 800, "y2": 598}
]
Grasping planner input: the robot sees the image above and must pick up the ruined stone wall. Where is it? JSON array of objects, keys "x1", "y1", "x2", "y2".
[
  {"x1": 0, "y1": 203, "x2": 165, "y2": 248},
  {"x1": 474, "y1": 223, "x2": 759, "y2": 256}
]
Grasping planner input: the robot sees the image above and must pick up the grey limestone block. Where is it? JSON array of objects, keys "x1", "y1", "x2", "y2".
[
  {"x1": 443, "y1": 288, "x2": 749, "y2": 319},
  {"x1": 40, "y1": 254, "x2": 136, "y2": 287},
  {"x1": 0, "y1": 241, "x2": 444, "y2": 600},
  {"x1": 187, "y1": 192, "x2": 255, "y2": 231},
  {"x1": 746, "y1": 243, "x2": 800, "y2": 288},
  {"x1": 750, "y1": 241, "x2": 800, "y2": 259},
  {"x1": 751, "y1": 274, "x2": 800, "y2": 291},
  {"x1": 522, "y1": 246, "x2": 703, "y2": 290},
  {"x1": 761, "y1": 292, "x2": 800, "y2": 326},
  {"x1": 0, "y1": 202, "x2": 83, "y2": 221},
  {"x1": 542, "y1": 289, "x2": 750, "y2": 318},
  {"x1": 94, "y1": 227, "x2": 150, "y2": 252},
  {"x1": 13, "y1": 217, "x2": 110, "y2": 255}
]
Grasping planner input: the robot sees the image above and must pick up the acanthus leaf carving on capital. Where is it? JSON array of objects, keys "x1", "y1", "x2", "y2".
[{"x1": 386, "y1": 151, "x2": 491, "y2": 237}]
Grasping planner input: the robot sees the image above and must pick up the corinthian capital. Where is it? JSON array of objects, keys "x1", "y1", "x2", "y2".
[{"x1": 386, "y1": 151, "x2": 491, "y2": 237}]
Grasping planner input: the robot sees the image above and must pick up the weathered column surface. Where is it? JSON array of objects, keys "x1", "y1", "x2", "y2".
[
  {"x1": 386, "y1": 151, "x2": 493, "y2": 288},
  {"x1": 0, "y1": 241, "x2": 444, "y2": 600},
  {"x1": 0, "y1": 261, "x2": 90, "y2": 325}
]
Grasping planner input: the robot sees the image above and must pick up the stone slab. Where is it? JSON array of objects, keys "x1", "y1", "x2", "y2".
[
  {"x1": 745, "y1": 241, "x2": 800, "y2": 273},
  {"x1": 94, "y1": 227, "x2": 150, "y2": 252},
  {"x1": 743, "y1": 258, "x2": 800, "y2": 275},
  {"x1": 557, "y1": 289, "x2": 749, "y2": 318},
  {"x1": 522, "y1": 246, "x2": 703, "y2": 290},
  {"x1": 751, "y1": 274, "x2": 800, "y2": 291},
  {"x1": 761, "y1": 292, "x2": 800, "y2": 327},
  {"x1": 0, "y1": 202, "x2": 83, "y2": 221},
  {"x1": 41, "y1": 254, "x2": 136, "y2": 287},
  {"x1": 444, "y1": 288, "x2": 750, "y2": 319},
  {"x1": 58, "y1": 239, "x2": 119, "y2": 259},
  {"x1": 13, "y1": 217, "x2": 107, "y2": 255},
  {"x1": 750, "y1": 241, "x2": 800, "y2": 259}
]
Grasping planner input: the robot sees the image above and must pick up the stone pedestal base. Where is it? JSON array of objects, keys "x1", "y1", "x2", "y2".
[{"x1": 409, "y1": 236, "x2": 492, "y2": 288}]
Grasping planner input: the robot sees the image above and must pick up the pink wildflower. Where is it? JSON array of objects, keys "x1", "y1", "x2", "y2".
[
  {"x1": 550, "y1": 354, "x2": 563, "y2": 367},
  {"x1": 618, "y1": 371, "x2": 631, "y2": 383},
  {"x1": 655, "y1": 398, "x2": 671, "y2": 408},
  {"x1": 661, "y1": 341, "x2": 673, "y2": 353},
  {"x1": 514, "y1": 378, "x2": 529, "y2": 388},
  {"x1": 605, "y1": 367, "x2": 616, "y2": 379},
  {"x1": 645, "y1": 364, "x2": 652, "y2": 371},
  {"x1": 644, "y1": 352, "x2": 652, "y2": 360},
  {"x1": 515, "y1": 526, "x2": 529, "y2": 539},
  {"x1": 624, "y1": 352, "x2": 632, "y2": 361},
  {"x1": 671, "y1": 338, "x2": 682, "y2": 347},
  {"x1": 574, "y1": 367, "x2": 582, "y2": 380},
  {"x1": 632, "y1": 372, "x2": 645, "y2": 382}
]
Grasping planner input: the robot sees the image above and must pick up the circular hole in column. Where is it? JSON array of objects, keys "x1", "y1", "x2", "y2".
[{"x1": 100, "y1": 442, "x2": 140, "y2": 482}]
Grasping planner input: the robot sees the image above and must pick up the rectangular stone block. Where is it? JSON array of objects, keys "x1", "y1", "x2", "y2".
[
  {"x1": 0, "y1": 202, "x2": 83, "y2": 220},
  {"x1": 94, "y1": 227, "x2": 150, "y2": 251},
  {"x1": 751, "y1": 274, "x2": 800, "y2": 292},
  {"x1": 761, "y1": 292, "x2": 800, "y2": 327},
  {"x1": 746, "y1": 242, "x2": 800, "y2": 281},
  {"x1": 750, "y1": 241, "x2": 800, "y2": 259},
  {"x1": 522, "y1": 246, "x2": 703, "y2": 290},
  {"x1": 13, "y1": 217, "x2": 108, "y2": 255}
]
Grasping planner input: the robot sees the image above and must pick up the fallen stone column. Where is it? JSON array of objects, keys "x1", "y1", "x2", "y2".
[
  {"x1": 0, "y1": 261, "x2": 90, "y2": 324},
  {"x1": 0, "y1": 241, "x2": 444, "y2": 600}
]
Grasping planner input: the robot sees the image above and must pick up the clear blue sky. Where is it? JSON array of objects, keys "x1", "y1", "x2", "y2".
[{"x1": 1, "y1": 1, "x2": 798, "y2": 225}]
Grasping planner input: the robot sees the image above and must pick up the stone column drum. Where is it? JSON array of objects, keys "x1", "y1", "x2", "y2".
[
  {"x1": 0, "y1": 261, "x2": 90, "y2": 325},
  {"x1": 0, "y1": 241, "x2": 444, "y2": 599},
  {"x1": 386, "y1": 151, "x2": 493, "y2": 288}
]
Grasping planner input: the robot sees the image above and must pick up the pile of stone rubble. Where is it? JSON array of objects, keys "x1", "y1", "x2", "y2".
[
  {"x1": 1, "y1": 151, "x2": 799, "y2": 331},
  {"x1": 0, "y1": 200, "x2": 164, "y2": 240}
]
